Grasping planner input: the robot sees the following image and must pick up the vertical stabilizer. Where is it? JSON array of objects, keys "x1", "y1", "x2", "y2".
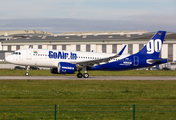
[{"x1": 137, "y1": 31, "x2": 166, "y2": 58}]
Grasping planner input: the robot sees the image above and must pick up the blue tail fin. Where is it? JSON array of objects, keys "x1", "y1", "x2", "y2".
[{"x1": 137, "y1": 31, "x2": 166, "y2": 58}]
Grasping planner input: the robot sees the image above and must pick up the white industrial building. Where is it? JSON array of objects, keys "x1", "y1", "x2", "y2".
[{"x1": 0, "y1": 30, "x2": 176, "y2": 69}]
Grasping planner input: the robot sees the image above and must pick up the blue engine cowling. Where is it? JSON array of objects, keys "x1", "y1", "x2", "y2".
[{"x1": 50, "y1": 62, "x2": 76, "y2": 74}]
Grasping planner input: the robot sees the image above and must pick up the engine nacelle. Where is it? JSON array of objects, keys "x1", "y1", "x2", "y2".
[{"x1": 50, "y1": 62, "x2": 76, "y2": 74}]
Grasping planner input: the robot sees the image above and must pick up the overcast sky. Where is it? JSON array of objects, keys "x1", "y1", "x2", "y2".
[{"x1": 0, "y1": 0, "x2": 175, "y2": 33}]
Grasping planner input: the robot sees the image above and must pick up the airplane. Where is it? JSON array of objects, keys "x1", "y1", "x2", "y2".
[{"x1": 6, "y1": 31, "x2": 167, "y2": 78}]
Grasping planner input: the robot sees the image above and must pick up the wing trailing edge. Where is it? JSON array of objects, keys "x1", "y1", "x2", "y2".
[{"x1": 77, "y1": 45, "x2": 127, "y2": 67}]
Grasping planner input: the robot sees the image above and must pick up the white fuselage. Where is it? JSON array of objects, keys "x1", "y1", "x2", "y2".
[{"x1": 6, "y1": 49, "x2": 129, "y2": 68}]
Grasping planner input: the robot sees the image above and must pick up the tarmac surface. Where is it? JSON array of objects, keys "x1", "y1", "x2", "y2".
[{"x1": 0, "y1": 76, "x2": 176, "y2": 80}]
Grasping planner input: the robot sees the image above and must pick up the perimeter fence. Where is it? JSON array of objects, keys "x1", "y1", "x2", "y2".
[{"x1": 0, "y1": 104, "x2": 176, "y2": 120}]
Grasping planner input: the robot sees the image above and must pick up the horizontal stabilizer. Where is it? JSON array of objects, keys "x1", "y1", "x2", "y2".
[{"x1": 147, "y1": 58, "x2": 167, "y2": 64}]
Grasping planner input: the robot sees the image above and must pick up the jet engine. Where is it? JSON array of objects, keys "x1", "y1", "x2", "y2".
[{"x1": 50, "y1": 62, "x2": 76, "y2": 74}]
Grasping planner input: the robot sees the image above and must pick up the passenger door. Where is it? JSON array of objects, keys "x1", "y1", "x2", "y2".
[{"x1": 26, "y1": 49, "x2": 32, "y2": 60}]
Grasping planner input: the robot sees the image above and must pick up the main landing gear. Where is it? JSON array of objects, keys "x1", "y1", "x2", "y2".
[
  {"x1": 77, "y1": 72, "x2": 89, "y2": 78},
  {"x1": 77, "y1": 72, "x2": 82, "y2": 78},
  {"x1": 77, "y1": 67, "x2": 89, "y2": 78}
]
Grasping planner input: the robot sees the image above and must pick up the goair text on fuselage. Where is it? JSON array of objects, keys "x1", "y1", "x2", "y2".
[{"x1": 49, "y1": 51, "x2": 77, "y2": 60}]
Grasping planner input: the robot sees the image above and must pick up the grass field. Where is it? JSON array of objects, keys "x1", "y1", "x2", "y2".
[
  {"x1": 0, "y1": 69, "x2": 176, "y2": 76},
  {"x1": 0, "y1": 80, "x2": 176, "y2": 120},
  {"x1": 0, "y1": 69, "x2": 176, "y2": 119}
]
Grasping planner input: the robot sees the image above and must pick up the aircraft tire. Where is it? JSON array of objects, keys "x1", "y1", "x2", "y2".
[
  {"x1": 83, "y1": 73, "x2": 89, "y2": 78},
  {"x1": 77, "y1": 73, "x2": 82, "y2": 78},
  {"x1": 25, "y1": 72, "x2": 29, "y2": 76}
]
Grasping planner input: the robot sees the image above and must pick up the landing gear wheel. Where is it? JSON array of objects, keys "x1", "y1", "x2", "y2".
[
  {"x1": 25, "y1": 72, "x2": 29, "y2": 76},
  {"x1": 77, "y1": 73, "x2": 83, "y2": 78},
  {"x1": 83, "y1": 73, "x2": 89, "y2": 78}
]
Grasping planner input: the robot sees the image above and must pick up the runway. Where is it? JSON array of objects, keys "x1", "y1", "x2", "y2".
[{"x1": 0, "y1": 76, "x2": 176, "y2": 80}]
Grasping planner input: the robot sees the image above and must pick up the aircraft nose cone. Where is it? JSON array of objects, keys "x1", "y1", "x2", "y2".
[{"x1": 5, "y1": 56, "x2": 11, "y2": 62}]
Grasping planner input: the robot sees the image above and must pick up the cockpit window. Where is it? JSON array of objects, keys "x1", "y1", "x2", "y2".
[{"x1": 12, "y1": 52, "x2": 21, "y2": 55}]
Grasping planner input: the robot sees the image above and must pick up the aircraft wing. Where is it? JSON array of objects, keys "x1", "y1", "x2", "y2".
[{"x1": 76, "y1": 45, "x2": 126, "y2": 67}]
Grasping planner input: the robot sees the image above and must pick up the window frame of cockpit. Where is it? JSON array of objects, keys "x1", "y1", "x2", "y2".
[{"x1": 12, "y1": 52, "x2": 21, "y2": 55}]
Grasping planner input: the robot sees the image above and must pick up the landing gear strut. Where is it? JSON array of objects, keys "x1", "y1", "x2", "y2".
[
  {"x1": 82, "y1": 67, "x2": 89, "y2": 78},
  {"x1": 25, "y1": 66, "x2": 30, "y2": 76}
]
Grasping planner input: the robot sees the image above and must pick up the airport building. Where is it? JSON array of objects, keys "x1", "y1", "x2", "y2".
[{"x1": 0, "y1": 30, "x2": 176, "y2": 69}]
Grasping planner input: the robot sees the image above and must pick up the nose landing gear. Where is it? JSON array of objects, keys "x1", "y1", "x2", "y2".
[{"x1": 25, "y1": 66, "x2": 30, "y2": 76}]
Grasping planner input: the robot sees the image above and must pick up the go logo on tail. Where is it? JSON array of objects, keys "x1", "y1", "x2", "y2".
[{"x1": 147, "y1": 39, "x2": 162, "y2": 54}]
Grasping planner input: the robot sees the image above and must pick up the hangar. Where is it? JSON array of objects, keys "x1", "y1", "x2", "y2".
[{"x1": 0, "y1": 30, "x2": 176, "y2": 68}]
